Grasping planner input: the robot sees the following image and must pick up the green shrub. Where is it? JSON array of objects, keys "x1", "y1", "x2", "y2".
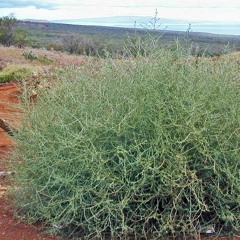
[
  {"x1": 0, "y1": 64, "x2": 31, "y2": 83},
  {"x1": 11, "y1": 49, "x2": 240, "y2": 238}
]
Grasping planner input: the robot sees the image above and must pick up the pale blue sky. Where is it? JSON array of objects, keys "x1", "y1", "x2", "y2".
[{"x1": 0, "y1": 0, "x2": 239, "y2": 22}]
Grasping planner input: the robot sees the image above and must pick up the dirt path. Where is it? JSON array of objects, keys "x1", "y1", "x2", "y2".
[{"x1": 0, "y1": 82, "x2": 58, "y2": 240}]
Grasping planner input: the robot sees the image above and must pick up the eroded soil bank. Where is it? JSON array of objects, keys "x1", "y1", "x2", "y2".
[{"x1": 0, "y1": 82, "x2": 58, "y2": 240}]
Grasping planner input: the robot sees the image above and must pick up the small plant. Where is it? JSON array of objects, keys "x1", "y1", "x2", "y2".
[
  {"x1": 22, "y1": 49, "x2": 38, "y2": 60},
  {"x1": 221, "y1": 42, "x2": 231, "y2": 54}
]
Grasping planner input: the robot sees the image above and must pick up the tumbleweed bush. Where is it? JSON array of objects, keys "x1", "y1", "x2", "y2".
[{"x1": 11, "y1": 48, "x2": 240, "y2": 238}]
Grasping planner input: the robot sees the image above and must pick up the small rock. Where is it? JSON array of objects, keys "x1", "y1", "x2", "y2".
[{"x1": 32, "y1": 72, "x2": 38, "y2": 78}]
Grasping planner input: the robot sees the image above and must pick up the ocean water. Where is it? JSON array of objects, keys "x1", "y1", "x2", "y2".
[
  {"x1": 156, "y1": 23, "x2": 240, "y2": 35},
  {"x1": 68, "y1": 21, "x2": 240, "y2": 36}
]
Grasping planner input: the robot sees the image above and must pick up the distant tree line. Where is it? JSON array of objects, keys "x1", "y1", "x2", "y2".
[{"x1": 0, "y1": 13, "x2": 29, "y2": 47}]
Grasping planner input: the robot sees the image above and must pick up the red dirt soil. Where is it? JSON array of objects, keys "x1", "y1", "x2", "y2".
[{"x1": 0, "y1": 82, "x2": 58, "y2": 240}]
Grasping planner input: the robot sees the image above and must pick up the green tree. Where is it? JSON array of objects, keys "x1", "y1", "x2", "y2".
[
  {"x1": 0, "y1": 13, "x2": 17, "y2": 46},
  {"x1": 14, "y1": 27, "x2": 30, "y2": 46},
  {"x1": 0, "y1": 13, "x2": 29, "y2": 47}
]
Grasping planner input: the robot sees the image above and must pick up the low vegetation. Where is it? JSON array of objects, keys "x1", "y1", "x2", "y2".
[
  {"x1": 22, "y1": 49, "x2": 38, "y2": 60},
  {"x1": 10, "y1": 41, "x2": 240, "y2": 239},
  {"x1": 18, "y1": 20, "x2": 240, "y2": 57},
  {"x1": 0, "y1": 64, "x2": 33, "y2": 83}
]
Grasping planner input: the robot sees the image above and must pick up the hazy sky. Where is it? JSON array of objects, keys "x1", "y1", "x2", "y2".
[{"x1": 0, "y1": 0, "x2": 240, "y2": 22}]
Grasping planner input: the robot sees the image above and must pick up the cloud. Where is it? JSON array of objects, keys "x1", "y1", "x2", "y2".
[
  {"x1": 0, "y1": 0, "x2": 57, "y2": 9},
  {"x1": 0, "y1": 0, "x2": 239, "y2": 22},
  {"x1": 57, "y1": 0, "x2": 240, "y2": 8},
  {"x1": 2, "y1": 0, "x2": 239, "y2": 10}
]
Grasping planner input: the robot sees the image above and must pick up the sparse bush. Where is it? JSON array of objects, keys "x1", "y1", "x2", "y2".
[
  {"x1": 62, "y1": 35, "x2": 106, "y2": 56},
  {"x1": 12, "y1": 46, "x2": 240, "y2": 239},
  {"x1": 46, "y1": 42, "x2": 63, "y2": 51}
]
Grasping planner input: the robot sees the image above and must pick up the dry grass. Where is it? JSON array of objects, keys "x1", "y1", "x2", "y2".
[
  {"x1": 0, "y1": 45, "x2": 84, "y2": 67},
  {"x1": 0, "y1": 45, "x2": 85, "y2": 84}
]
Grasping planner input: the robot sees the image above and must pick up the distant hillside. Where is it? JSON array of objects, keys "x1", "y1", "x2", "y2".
[
  {"x1": 22, "y1": 19, "x2": 50, "y2": 23},
  {"x1": 18, "y1": 21, "x2": 240, "y2": 55}
]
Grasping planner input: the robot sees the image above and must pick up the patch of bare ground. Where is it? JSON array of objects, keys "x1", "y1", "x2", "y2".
[{"x1": 0, "y1": 45, "x2": 84, "y2": 66}]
